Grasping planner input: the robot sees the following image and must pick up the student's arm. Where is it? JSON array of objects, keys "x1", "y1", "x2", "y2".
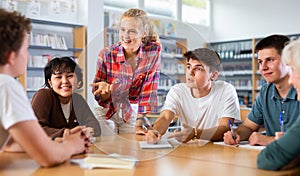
[
  {"x1": 7, "y1": 120, "x2": 89, "y2": 167},
  {"x1": 223, "y1": 118, "x2": 260, "y2": 145},
  {"x1": 145, "y1": 110, "x2": 175, "y2": 144},
  {"x1": 198, "y1": 117, "x2": 232, "y2": 141},
  {"x1": 257, "y1": 122, "x2": 300, "y2": 170},
  {"x1": 91, "y1": 51, "x2": 112, "y2": 106},
  {"x1": 235, "y1": 118, "x2": 260, "y2": 140},
  {"x1": 168, "y1": 117, "x2": 233, "y2": 143},
  {"x1": 74, "y1": 94, "x2": 101, "y2": 137}
]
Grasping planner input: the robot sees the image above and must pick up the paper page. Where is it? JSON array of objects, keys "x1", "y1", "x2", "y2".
[
  {"x1": 213, "y1": 141, "x2": 266, "y2": 150},
  {"x1": 139, "y1": 140, "x2": 173, "y2": 149},
  {"x1": 71, "y1": 154, "x2": 136, "y2": 169}
]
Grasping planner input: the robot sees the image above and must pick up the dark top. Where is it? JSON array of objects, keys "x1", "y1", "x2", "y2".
[{"x1": 31, "y1": 88, "x2": 101, "y2": 138}]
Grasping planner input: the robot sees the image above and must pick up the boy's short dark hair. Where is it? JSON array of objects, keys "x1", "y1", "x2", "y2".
[
  {"x1": 255, "y1": 34, "x2": 290, "y2": 55},
  {"x1": 0, "y1": 8, "x2": 31, "y2": 65},
  {"x1": 183, "y1": 48, "x2": 221, "y2": 72},
  {"x1": 44, "y1": 57, "x2": 83, "y2": 89}
]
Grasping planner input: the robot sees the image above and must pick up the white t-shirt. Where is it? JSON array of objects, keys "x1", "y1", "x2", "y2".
[
  {"x1": 0, "y1": 74, "x2": 37, "y2": 149},
  {"x1": 162, "y1": 81, "x2": 240, "y2": 129}
]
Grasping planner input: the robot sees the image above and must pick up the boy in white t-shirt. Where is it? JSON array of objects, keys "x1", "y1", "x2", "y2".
[
  {"x1": 0, "y1": 8, "x2": 90, "y2": 167},
  {"x1": 146, "y1": 48, "x2": 240, "y2": 143}
]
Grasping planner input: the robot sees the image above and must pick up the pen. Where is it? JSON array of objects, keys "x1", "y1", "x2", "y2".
[
  {"x1": 228, "y1": 120, "x2": 238, "y2": 146},
  {"x1": 279, "y1": 112, "x2": 284, "y2": 132},
  {"x1": 144, "y1": 116, "x2": 153, "y2": 130},
  {"x1": 144, "y1": 116, "x2": 161, "y2": 138}
]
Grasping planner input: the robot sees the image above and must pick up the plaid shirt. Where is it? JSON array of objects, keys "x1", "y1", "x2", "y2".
[{"x1": 93, "y1": 41, "x2": 161, "y2": 122}]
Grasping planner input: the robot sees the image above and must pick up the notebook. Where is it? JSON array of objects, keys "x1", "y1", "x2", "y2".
[
  {"x1": 71, "y1": 153, "x2": 136, "y2": 169},
  {"x1": 213, "y1": 141, "x2": 266, "y2": 150},
  {"x1": 139, "y1": 140, "x2": 173, "y2": 149}
]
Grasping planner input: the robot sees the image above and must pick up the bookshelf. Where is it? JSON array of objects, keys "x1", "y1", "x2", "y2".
[
  {"x1": 157, "y1": 36, "x2": 187, "y2": 113},
  {"x1": 19, "y1": 19, "x2": 86, "y2": 100},
  {"x1": 207, "y1": 39, "x2": 264, "y2": 107},
  {"x1": 207, "y1": 34, "x2": 300, "y2": 107}
]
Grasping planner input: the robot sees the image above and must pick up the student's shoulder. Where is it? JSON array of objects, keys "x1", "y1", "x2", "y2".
[
  {"x1": 72, "y1": 93, "x2": 89, "y2": 107},
  {"x1": 31, "y1": 89, "x2": 56, "y2": 105},
  {"x1": 170, "y1": 83, "x2": 189, "y2": 92},
  {"x1": 0, "y1": 74, "x2": 24, "y2": 91},
  {"x1": 35, "y1": 88, "x2": 53, "y2": 95},
  {"x1": 0, "y1": 74, "x2": 14, "y2": 84},
  {"x1": 259, "y1": 82, "x2": 273, "y2": 94},
  {"x1": 214, "y1": 80, "x2": 235, "y2": 90},
  {"x1": 33, "y1": 88, "x2": 55, "y2": 98},
  {"x1": 72, "y1": 93, "x2": 86, "y2": 102},
  {"x1": 143, "y1": 41, "x2": 162, "y2": 51},
  {"x1": 99, "y1": 43, "x2": 122, "y2": 55}
]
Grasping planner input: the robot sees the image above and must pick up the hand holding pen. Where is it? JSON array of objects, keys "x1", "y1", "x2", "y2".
[
  {"x1": 136, "y1": 116, "x2": 153, "y2": 135},
  {"x1": 275, "y1": 112, "x2": 285, "y2": 140},
  {"x1": 224, "y1": 120, "x2": 239, "y2": 146}
]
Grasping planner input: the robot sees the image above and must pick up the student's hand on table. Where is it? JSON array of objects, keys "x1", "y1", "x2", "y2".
[
  {"x1": 223, "y1": 131, "x2": 240, "y2": 145},
  {"x1": 275, "y1": 131, "x2": 285, "y2": 140},
  {"x1": 68, "y1": 126, "x2": 93, "y2": 145},
  {"x1": 248, "y1": 132, "x2": 274, "y2": 146},
  {"x1": 146, "y1": 129, "x2": 162, "y2": 144},
  {"x1": 167, "y1": 123, "x2": 193, "y2": 143},
  {"x1": 82, "y1": 127, "x2": 95, "y2": 142},
  {"x1": 63, "y1": 128, "x2": 91, "y2": 154}
]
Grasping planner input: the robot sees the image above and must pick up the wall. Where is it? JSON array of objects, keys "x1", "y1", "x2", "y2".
[
  {"x1": 86, "y1": 0, "x2": 104, "y2": 108},
  {"x1": 208, "y1": 0, "x2": 300, "y2": 42}
]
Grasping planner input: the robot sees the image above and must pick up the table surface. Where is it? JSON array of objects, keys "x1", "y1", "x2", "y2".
[{"x1": 1, "y1": 133, "x2": 300, "y2": 176}]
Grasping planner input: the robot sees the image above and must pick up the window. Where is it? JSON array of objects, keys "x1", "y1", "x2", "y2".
[
  {"x1": 104, "y1": 0, "x2": 210, "y2": 27},
  {"x1": 104, "y1": 0, "x2": 138, "y2": 10},
  {"x1": 182, "y1": 0, "x2": 210, "y2": 26},
  {"x1": 144, "y1": 0, "x2": 177, "y2": 19}
]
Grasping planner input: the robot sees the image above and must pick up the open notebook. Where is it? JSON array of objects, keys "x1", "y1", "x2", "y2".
[
  {"x1": 213, "y1": 141, "x2": 266, "y2": 150},
  {"x1": 71, "y1": 153, "x2": 137, "y2": 169},
  {"x1": 139, "y1": 140, "x2": 173, "y2": 149}
]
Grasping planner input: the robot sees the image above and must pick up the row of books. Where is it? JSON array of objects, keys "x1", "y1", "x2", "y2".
[
  {"x1": 28, "y1": 55, "x2": 78, "y2": 68},
  {"x1": 28, "y1": 55, "x2": 51, "y2": 68},
  {"x1": 26, "y1": 76, "x2": 44, "y2": 91},
  {"x1": 161, "y1": 61, "x2": 185, "y2": 75},
  {"x1": 227, "y1": 78, "x2": 266, "y2": 91},
  {"x1": 158, "y1": 78, "x2": 178, "y2": 91},
  {"x1": 210, "y1": 40, "x2": 252, "y2": 54},
  {"x1": 28, "y1": 32, "x2": 68, "y2": 50},
  {"x1": 218, "y1": 51, "x2": 257, "y2": 60}
]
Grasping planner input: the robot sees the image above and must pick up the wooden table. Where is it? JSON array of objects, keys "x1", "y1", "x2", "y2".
[{"x1": 1, "y1": 134, "x2": 300, "y2": 176}]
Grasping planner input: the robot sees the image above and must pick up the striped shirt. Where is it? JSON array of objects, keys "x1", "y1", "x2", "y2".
[{"x1": 93, "y1": 41, "x2": 161, "y2": 122}]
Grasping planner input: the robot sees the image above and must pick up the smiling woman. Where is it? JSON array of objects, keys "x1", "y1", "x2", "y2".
[
  {"x1": 91, "y1": 8, "x2": 162, "y2": 135},
  {"x1": 31, "y1": 57, "x2": 101, "y2": 139}
]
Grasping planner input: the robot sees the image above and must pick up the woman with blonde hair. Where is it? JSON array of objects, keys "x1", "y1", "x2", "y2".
[{"x1": 91, "y1": 8, "x2": 161, "y2": 134}]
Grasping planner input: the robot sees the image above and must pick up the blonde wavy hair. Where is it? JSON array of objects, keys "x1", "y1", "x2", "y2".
[{"x1": 120, "y1": 8, "x2": 159, "y2": 45}]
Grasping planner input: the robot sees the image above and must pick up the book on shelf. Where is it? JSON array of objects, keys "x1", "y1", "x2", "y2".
[{"x1": 29, "y1": 32, "x2": 68, "y2": 50}]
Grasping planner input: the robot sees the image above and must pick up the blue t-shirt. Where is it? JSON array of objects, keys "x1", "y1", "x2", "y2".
[{"x1": 248, "y1": 83, "x2": 300, "y2": 136}]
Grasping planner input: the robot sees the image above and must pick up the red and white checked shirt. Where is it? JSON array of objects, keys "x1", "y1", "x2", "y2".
[{"x1": 93, "y1": 41, "x2": 161, "y2": 122}]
